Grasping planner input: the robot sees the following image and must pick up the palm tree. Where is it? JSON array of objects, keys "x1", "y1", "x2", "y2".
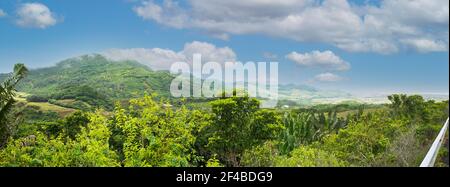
[{"x1": 0, "y1": 63, "x2": 28, "y2": 148}]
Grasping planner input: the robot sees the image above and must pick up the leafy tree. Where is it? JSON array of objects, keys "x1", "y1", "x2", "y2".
[
  {"x1": 0, "y1": 112, "x2": 119, "y2": 167},
  {"x1": 202, "y1": 94, "x2": 283, "y2": 167},
  {"x1": 388, "y1": 94, "x2": 430, "y2": 122},
  {"x1": 69, "y1": 112, "x2": 120, "y2": 166},
  {"x1": 318, "y1": 112, "x2": 407, "y2": 166},
  {"x1": 36, "y1": 121, "x2": 64, "y2": 138},
  {"x1": 0, "y1": 64, "x2": 28, "y2": 148},
  {"x1": 63, "y1": 111, "x2": 90, "y2": 140},
  {"x1": 112, "y1": 95, "x2": 204, "y2": 167},
  {"x1": 388, "y1": 94, "x2": 448, "y2": 142},
  {"x1": 14, "y1": 111, "x2": 90, "y2": 140}
]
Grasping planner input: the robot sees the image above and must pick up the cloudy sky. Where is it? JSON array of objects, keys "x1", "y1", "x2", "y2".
[{"x1": 0, "y1": 0, "x2": 448, "y2": 95}]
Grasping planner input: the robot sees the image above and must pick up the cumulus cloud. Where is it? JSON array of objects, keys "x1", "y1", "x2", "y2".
[
  {"x1": 181, "y1": 41, "x2": 236, "y2": 63},
  {"x1": 103, "y1": 41, "x2": 237, "y2": 70},
  {"x1": 313, "y1": 73, "x2": 343, "y2": 82},
  {"x1": 103, "y1": 48, "x2": 185, "y2": 70},
  {"x1": 133, "y1": 0, "x2": 188, "y2": 29},
  {"x1": 0, "y1": 9, "x2": 6, "y2": 17},
  {"x1": 286, "y1": 50, "x2": 350, "y2": 71},
  {"x1": 132, "y1": 0, "x2": 449, "y2": 54},
  {"x1": 401, "y1": 38, "x2": 448, "y2": 53},
  {"x1": 15, "y1": 3, "x2": 59, "y2": 29}
]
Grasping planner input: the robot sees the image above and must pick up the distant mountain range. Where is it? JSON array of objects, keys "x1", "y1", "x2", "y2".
[{"x1": 2, "y1": 54, "x2": 445, "y2": 108}]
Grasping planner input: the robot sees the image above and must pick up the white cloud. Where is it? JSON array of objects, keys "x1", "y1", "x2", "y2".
[
  {"x1": 103, "y1": 41, "x2": 237, "y2": 70},
  {"x1": 401, "y1": 38, "x2": 448, "y2": 53},
  {"x1": 0, "y1": 9, "x2": 6, "y2": 17},
  {"x1": 133, "y1": 0, "x2": 188, "y2": 29},
  {"x1": 314, "y1": 72, "x2": 343, "y2": 82},
  {"x1": 103, "y1": 48, "x2": 185, "y2": 70},
  {"x1": 286, "y1": 50, "x2": 350, "y2": 71},
  {"x1": 15, "y1": 3, "x2": 59, "y2": 29},
  {"x1": 181, "y1": 41, "x2": 236, "y2": 62},
  {"x1": 133, "y1": 0, "x2": 449, "y2": 54}
]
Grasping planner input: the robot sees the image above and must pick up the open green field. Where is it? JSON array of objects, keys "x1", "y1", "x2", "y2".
[{"x1": 15, "y1": 92, "x2": 77, "y2": 117}]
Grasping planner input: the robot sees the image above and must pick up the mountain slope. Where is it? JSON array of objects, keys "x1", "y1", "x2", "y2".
[
  {"x1": 11, "y1": 54, "x2": 174, "y2": 109},
  {"x1": 1, "y1": 54, "x2": 358, "y2": 110}
]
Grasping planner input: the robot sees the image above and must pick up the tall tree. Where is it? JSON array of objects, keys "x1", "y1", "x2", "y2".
[
  {"x1": 202, "y1": 93, "x2": 283, "y2": 167},
  {"x1": 0, "y1": 64, "x2": 28, "y2": 148}
]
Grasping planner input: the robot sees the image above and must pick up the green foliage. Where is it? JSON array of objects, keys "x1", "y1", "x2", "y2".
[
  {"x1": 201, "y1": 94, "x2": 283, "y2": 167},
  {"x1": 278, "y1": 112, "x2": 317, "y2": 155},
  {"x1": 50, "y1": 85, "x2": 111, "y2": 110},
  {"x1": 241, "y1": 141, "x2": 279, "y2": 167},
  {"x1": 378, "y1": 128, "x2": 423, "y2": 167},
  {"x1": 388, "y1": 94, "x2": 448, "y2": 142},
  {"x1": 206, "y1": 154, "x2": 223, "y2": 167},
  {"x1": 0, "y1": 64, "x2": 28, "y2": 148},
  {"x1": 0, "y1": 87, "x2": 447, "y2": 167},
  {"x1": 317, "y1": 113, "x2": 405, "y2": 166},
  {"x1": 14, "y1": 102, "x2": 60, "y2": 123},
  {"x1": 111, "y1": 95, "x2": 205, "y2": 167},
  {"x1": 316, "y1": 95, "x2": 447, "y2": 167},
  {"x1": 388, "y1": 94, "x2": 430, "y2": 122},
  {"x1": 435, "y1": 132, "x2": 449, "y2": 167},
  {"x1": 14, "y1": 111, "x2": 90, "y2": 140},
  {"x1": 49, "y1": 99, "x2": 91, "y2": 111},
  {"x1": 71, "y1": 112, "x2": 120, "y2": 166},
  {"x1": 278, "y1": 110, "x2": 347, "y2": 155},
  {"x1": 63, "y1": 111, "x2": 90, "y2": 140},
  {"x1": 26, "y1": 95, "x2": 48, "y2": 102},
  {"x1": 274, "y1": 146, "x2": 346, "y2": 167},
  {"x1": 0, "y1": 112, "x2": 119, "y2": 167}
]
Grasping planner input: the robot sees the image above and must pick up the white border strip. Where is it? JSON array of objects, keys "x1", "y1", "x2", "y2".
[{"x1": 420, "y1": 118, "x2": 449, "y2": 167}]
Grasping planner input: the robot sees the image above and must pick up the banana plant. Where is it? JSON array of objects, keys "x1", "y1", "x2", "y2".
[
  {"x1": 279, "y1": 109, "x2": 350, "y2": 155},
  {"x1": 0, "y1": 64, "x2": 28, "y2": 148}
]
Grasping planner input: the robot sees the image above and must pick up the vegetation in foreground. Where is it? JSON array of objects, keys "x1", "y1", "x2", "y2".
[{"x1": 0, "y1": 64, "x2": 448, "y2": 167}]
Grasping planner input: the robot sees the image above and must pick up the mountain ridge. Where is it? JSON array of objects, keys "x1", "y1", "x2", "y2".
[{"x1": 1, "y1": 54, "x2": 356, "y2": 108}]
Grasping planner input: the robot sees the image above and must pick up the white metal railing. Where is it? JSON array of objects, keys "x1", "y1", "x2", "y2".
[{"x1": 420, "y1": 118, "x2": 449, "y2": 167}]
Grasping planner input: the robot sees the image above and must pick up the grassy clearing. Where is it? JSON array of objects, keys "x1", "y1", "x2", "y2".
[
  {"x1": 25, "y1": 102, "x2": 76, "y2": 117},
  {"x1": 15, "y1": 92, "x2": 76, "y2": 117}
]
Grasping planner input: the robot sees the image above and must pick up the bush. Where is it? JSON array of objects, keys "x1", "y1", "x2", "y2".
[
  {"x1": 26, "y1": 95, "x2": 49, "y2": 102},
  {"x1": 241, "y1": 141, "x2": 279, "y2": 167},
  {"x1": 275, "y1": 146, "x2": 346, "y2": 167}
]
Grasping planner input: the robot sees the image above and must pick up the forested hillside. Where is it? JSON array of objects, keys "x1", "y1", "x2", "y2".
[{"x1": 7, "y1": 55, "x2": 174, "y2": 109}]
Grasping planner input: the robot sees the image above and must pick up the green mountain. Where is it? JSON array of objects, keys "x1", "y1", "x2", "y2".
[
  {"x1": 8, "y1": 54, "x2": 174, "y2": 109},
  {"x1": 0, "y1": 54, "x2": 356, "y2": 110}
]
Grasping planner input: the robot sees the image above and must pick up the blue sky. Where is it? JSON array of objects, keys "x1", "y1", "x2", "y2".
[{"x1": 0, "y1": 0, "x2": 448, "y2": 95}]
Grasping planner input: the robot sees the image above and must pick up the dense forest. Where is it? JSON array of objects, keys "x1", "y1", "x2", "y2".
[{"x1": 0, "y1": 62, "x2": 448, "y2": 167}]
